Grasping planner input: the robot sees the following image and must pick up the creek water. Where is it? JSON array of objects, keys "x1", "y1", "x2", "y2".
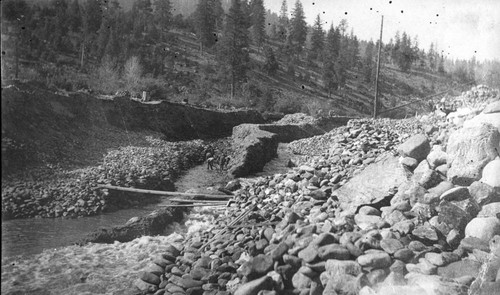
[
  {"x1": 1, "y1": 162, "x2": 232, "y2": 258},
  {"x1": 1, "y1": 145, "x2": 294, "y2": 294}
]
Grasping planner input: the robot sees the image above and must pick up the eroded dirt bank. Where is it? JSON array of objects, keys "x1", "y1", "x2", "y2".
[{"x1": 1, "y1": 81, "x2": 262, "y2": 220}]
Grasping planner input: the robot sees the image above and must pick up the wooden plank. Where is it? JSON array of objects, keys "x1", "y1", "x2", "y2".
[
  {"x1": 96, "y1": 184, "x2": 232, "y2": 198},
  {"x1": 158, "y1": 203, "x2": 227, "y2": 208},
  {"x1": 169, "y1": 198, "x2": 228, "y2": 204}
]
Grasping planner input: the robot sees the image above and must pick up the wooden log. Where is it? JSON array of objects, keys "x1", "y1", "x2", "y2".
[
  {"x1": 168, "y1": 198, "x2": 228, "y2": 204},
  {"x1": 158, "y1": 203, "x2": 227, "y2": 208},
  {"x1": 96, "y1": 184, "x2": 232, "y2": 199}
]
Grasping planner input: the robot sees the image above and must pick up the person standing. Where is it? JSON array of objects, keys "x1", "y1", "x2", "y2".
[
  {"x1": 218, "y1": 153, "x2": 227, "y2": 171},
  {"x1": 207, "y1": 155, "x2": 214, "y2": 170}
]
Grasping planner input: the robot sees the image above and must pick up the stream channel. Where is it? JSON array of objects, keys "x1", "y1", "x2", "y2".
[{"x1": 1, "y1": 144, "x2": 297, "y2": 259}]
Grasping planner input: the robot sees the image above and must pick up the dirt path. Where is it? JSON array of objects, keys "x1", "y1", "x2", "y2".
[
  {"x1": 253, "y1": 143, "x2": 299, "y2": 177},
  {"x1": 174, "y1": 162, "x2": 233, "y2": 194}
]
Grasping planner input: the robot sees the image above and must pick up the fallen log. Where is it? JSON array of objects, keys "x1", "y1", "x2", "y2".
[
  {"x1": 158, "y1": 203, "x2": 227, "y2": 208},
  {"x1": 96, "y1": 184, "x2": 232, "y2": 199},
  {"x1": 168, "y1": 198, "x2": 228, "y2": 204}
]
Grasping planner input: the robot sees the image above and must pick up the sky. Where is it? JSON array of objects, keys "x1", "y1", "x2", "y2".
[{"x1": 264, "y1": 0, "x2": 500, "y2": 61}]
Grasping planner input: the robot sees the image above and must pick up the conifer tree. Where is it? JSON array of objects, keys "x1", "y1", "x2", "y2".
[
  {"x1": 310, "y1": 14, "x2": 324, "y2": 60},
  {"x1": 195, "y1": 0, "x2": 220, "y2": 50},
  {"x1": 428, "y1": 42, "x2": 437, "y2": 71},
  {"x1": 217, "y1": 0, "x2": 250, "y2": 97},
  {"x1": 288, "y1": 0, "x2": 307, "y2": 54},
  {"x1": 391, "y1": 31, "x2": 401, "y2": 65},
  {"x1": 322, "y1": 24, "x2": 341, "y2": 96},
  {"x1": 263, "y1": 46, "x2": 279, "y2": 76},
  {"x1": 438, "y1": 54, "x2": 445, "y2": 74},
  {"x1": 277, "y1": 0, "x2": 288, "y2": 42},
  {"x1": 363, "y1": 39, "x2": 375, "y2": 82},
  {"x1": 412, "y1": 35, "x2": 420, "y2": 67},
  {"x1": 398, "y1": 31, "x2": 412, "y2": 72},
  {"x1": 348, "y1": 30, "x2": 360, "y2": 68},
  {"x1": 250, "y1": 0, "x2": 266, "y2": 49}
]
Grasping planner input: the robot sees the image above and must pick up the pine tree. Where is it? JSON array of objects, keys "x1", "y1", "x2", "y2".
[
  {"x1": 412, "y1": 35, "x2": 420, "y2": 67},
  {"x1": 195, "y1": 0, "x2": 219, "y2": 50},
  {"x1": 288, "y1": 0, "x2": 307, "y2": 54},
  {"x1": 240, "y1": 0, "x2": 252, "y2": 29},
  {"x1": 322, "y1": 24, "x2": 341, "y2": 96},
  {"x1": 348, "y1": 30, "x2": 359, "y2": 69},
  {"x1": 337, "y1": 19, "x2": 348, "y2": 36},
  {"x1": 428, "y1": 42, "x2": 437, "y2": 71},
  {"x1": 277, "y1": 0, "x2": 288, "y2": 42},
  {"x1": 392, "y1": 31, "x2": 401, "y2": 65},
  {"x1": 250, "y1": 0, "x2": 266, "y2": 49},
  {"x1": 263, "y1": 45, "x2": 279, "y2": 75},
  {"x1": 212, "y1": 0, "x2": 224, "y2": 32},
  {"x1": 363, "y1": 39, "x2": 375, "y2": 82},
  {"x1": 217, "y1": 0, "x2": 250, "y2": 97},
  {"x1": 468, "y1": 55, "x2": 476, "y2": 82},
  {"x1": 310, "y1": 14, "x2": 324, "y2": 60},
  {"x1": 397, "y1": 31, "x2": 412, "y2": 72},
  {"x1": 438, "y1": 54, "x2": 445, "y2": 74}
]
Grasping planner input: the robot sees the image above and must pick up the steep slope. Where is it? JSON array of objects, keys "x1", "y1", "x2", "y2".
[{"x1": 1, "y1": 81, "x2": 264, "y2": 173}]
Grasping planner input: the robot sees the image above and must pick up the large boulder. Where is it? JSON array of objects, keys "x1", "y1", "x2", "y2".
[
  {"x1": 481, "y1": 158, "x2": 500, "y2": 188},
  {"x1": 229, "y1": 124, "x2": 279, "y2": 177},
  {"x1": 405, "y1": 273, "x2": 468, "y2": 295},
  {"x1": 478, "y1": 202, "x2": 500, "y2": 218},
  {"x1": 333, "y1": 153, "x2": 410, "y2": 213},
  {"x1": 446, "y1": 124, "x2": 500, "y2": 186},
  {"x1": 228, "y1": 119, "x2": 351, "y2": 178},
  {"x1": 397, "y1": 134, "x2": 431, "y2": 162},
  {"x1": 463, "y1": 113, "x2": 500, "y2": 132},
  {"x1": 469, "y1": 181, "x2": 500, "y2": 206},
  {"x1": 437, "y1": 199, "x2": 479, "y2": 235},
  {"x1": 234, "y1": 275, "x2": 273, "y2": 295},
  {"x1": 77, "y1": 207, "x2": 185, "y2": 244},
  {"x1": 465, "y1": 217, "x2": 500, "y2": 241},
  {"x1": 482, "y1": 100, "x2": 500, "y2": 114}
]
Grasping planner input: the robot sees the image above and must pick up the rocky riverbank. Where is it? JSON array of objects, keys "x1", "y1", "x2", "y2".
[
  {"x1": 132, "y1": 87, "x2": 499, "y2": 295},
  {"x1": 1, "y1": 139, "x2": 206, "y2": 219}
]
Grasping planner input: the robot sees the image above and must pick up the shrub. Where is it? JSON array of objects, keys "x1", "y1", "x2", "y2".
[
  {"x1": 274, "y1": 95, "x2": 302, "y2": 114},
  {"x1": 123, "y1": 56, "x2": 143, "y2": 94},
  {"x1": 88, "y1": 58, "x2": 120, "y2": 94}
]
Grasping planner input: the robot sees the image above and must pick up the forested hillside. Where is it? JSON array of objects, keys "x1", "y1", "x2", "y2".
[{"x1": 2, "y1": 0, "x2": 499, "y2": 117}]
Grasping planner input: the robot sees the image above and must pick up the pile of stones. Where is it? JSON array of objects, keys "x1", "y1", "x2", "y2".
[
  {"x1": 287, "y1": 118, "x2": 428, "y2": 187},
  {"x1": 135, "y1": 99, "x2": 500, "y2": 295},
  {"x1": 277, "y1": 113, "x2": 318, "y2": 125}
]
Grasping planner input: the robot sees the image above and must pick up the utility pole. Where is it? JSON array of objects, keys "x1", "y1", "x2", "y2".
[{"x1": 374, "y1": 15, "x2": 384, "y2": 118}]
